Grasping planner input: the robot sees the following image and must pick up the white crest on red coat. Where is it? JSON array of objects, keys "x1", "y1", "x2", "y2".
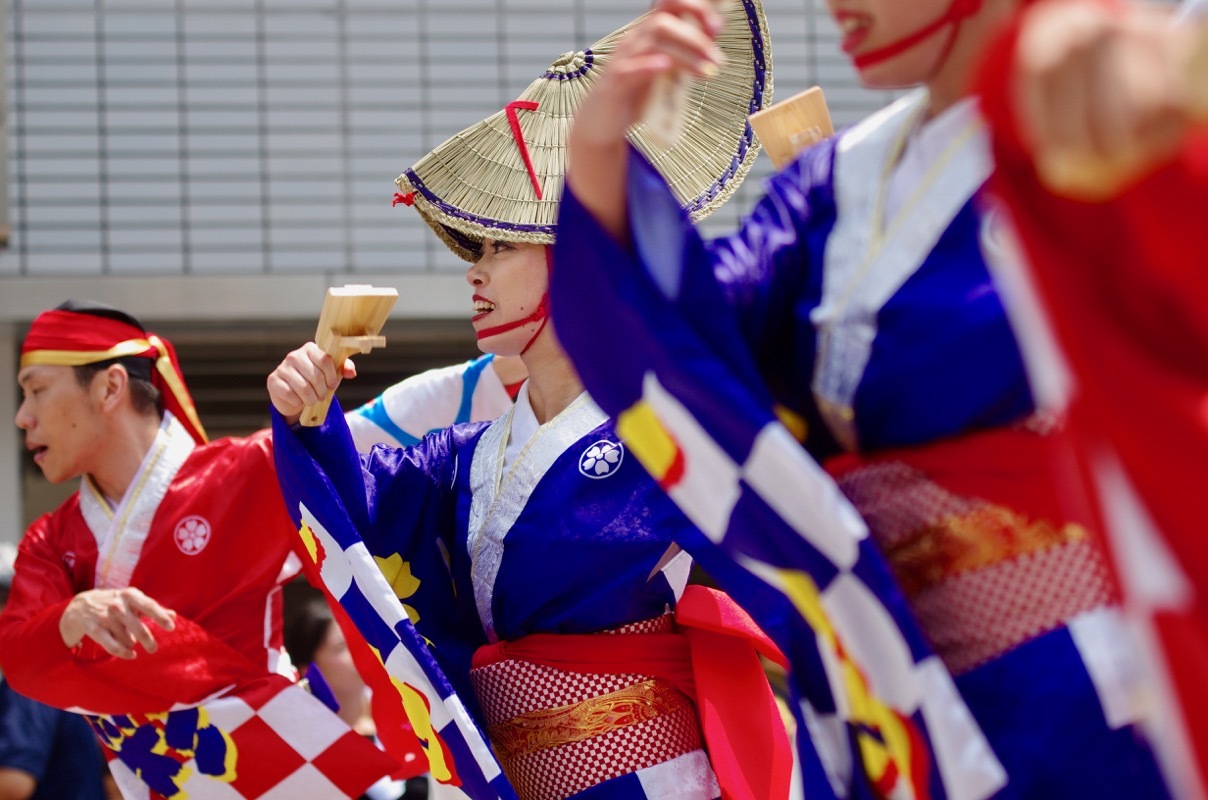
[{"x1": 174, "y1": 516, "x2": 212, "y2": 555}]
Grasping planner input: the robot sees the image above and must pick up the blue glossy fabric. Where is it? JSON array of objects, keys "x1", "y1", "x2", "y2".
[
  {"x1": 695, "y1": 141, "x2": 1033, "y2": 458},
  {"x1": 553, "y1": 156, "x2": 988, "y2": 800},
  {"x1": 286, "y1": 399, "x2": 701, "y2": 798},
  {"x1": 294, "y1": 400, "x2": 687, "y2": 717},
  {"x1": 955, "y1": 628, "x2": 1169, "y2": 799},
  {"x1": 550, "y1": 127, "x2": 1171, "y2": 797}
]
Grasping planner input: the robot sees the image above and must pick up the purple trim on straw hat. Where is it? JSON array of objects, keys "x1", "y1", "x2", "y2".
[
  {"x1": 404, "y1": 169, "x2": 558, "y2": 237},
  {"x1": 440, "y1": 224, "x2": 485, "y2": 256},
  {"x1": 682, "y1": 0, "x2": 767, "y2": 216},
  {"x1": 542, "y1": 49, "x2": 595, "y2": 81}
]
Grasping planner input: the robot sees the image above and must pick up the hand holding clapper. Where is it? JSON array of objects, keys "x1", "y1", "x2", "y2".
[{"x1": 299, "y1": 285, "x2": 398, "y2": 427}]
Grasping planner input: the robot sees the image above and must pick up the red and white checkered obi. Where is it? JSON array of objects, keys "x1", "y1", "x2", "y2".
[
  {"x1": 468, "y1": 587, "x2": 792, "y2": 800},
  {"x1": 470, "y1": 616, "x2": 706, "y2": 800},
  {"x1": 827, "y1": 421, "x2": 1119, "y2": 674}
]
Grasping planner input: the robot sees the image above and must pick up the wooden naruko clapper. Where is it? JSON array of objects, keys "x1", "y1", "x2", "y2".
[
  {"x1": 748, "y1": 86, "x2": 835, "y2": 170},
  {"x1": 299, "y1": 285, "x2": 398, "y2": 427}
]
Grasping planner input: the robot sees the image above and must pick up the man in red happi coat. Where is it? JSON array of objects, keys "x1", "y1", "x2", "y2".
[{"x1": 0, "y1": 301, "x2": 397, "y2": 799}]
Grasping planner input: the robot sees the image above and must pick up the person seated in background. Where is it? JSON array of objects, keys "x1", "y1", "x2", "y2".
[{"x1": 346, "y1": 354, "x2": 525, "y2": 453}]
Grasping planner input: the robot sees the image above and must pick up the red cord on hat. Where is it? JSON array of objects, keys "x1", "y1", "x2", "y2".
[{"x1": 505, "y1": 101, "x2": 544, "y2": 201}]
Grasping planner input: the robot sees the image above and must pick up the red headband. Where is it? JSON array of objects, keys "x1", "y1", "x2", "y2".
[{"x1": 21, "y1": 309, "x2": 208, "y2": 445}]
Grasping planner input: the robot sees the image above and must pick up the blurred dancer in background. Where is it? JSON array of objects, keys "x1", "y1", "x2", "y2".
[{"x1": 553, "y1": 0, "x2": 1175, "y2": 795}]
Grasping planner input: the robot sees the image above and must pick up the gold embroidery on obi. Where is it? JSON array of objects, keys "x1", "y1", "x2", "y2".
[
  {"x1": 883, "y1": 504, "x2": 1089, "y2": 596},
  {"x1": 486, "y1": 679, "x2": 689, "y2": 762}
]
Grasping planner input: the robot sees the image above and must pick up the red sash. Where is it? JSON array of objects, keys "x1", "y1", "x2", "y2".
[
  {"x1": 472, "y1": 586, "x2": 792, "y2": 800},
  {"x1": 825, "y1": 422, "x2": 1090, "y2": 533}
]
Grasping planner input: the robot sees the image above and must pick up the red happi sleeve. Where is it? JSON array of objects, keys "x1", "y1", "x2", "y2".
[
  {"x1": 976, "y1": 8, "x2": 1208, "y2": 789},
  {"x1": 0, "y1": 515, "x2": 262, "y2": 715}
]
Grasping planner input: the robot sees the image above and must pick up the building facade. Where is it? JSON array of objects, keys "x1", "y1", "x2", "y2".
[{"x1": 1, "y1": 0, "x2": 902, "y2": 540}]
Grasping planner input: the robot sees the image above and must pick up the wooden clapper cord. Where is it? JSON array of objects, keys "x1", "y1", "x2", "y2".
[
  {"x1": 748, "y1": 86, "x2": 835, "y2": 170},
  {"x1": 299, "y1": 285, "x2": 399, "y2": 427}
]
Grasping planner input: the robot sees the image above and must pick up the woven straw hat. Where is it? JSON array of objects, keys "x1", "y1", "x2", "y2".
[{"x1": 395, "y1": 0, "x2": 772, "y2": 262}]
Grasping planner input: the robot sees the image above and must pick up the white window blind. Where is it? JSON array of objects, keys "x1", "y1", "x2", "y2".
[{"x1": 4, "y1": 0, "x2": 901, "y2": 278}]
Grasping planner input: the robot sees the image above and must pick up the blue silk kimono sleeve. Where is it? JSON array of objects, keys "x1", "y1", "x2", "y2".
[
  {"x1": 290, "y1": 398, "x2": 480, "y2": 551},
  {"x1": 625, "y1": 145, "x2": 835, "y2": 350},
  {"x1": 285, "y1": 400, "x2": 491, "y2": 692},
  {"x1": 557, "y1": 143, "x2": 840, "y2": 447}
]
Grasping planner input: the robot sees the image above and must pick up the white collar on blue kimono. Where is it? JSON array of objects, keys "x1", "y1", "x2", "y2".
[
  {"x1": 502, "y1": 380, "x2": 539, "y2": 472},
  {"x1": 467, "y1": 385, "x2": 608, "y2": 641},
  {"x1": 883, "y1": 95, "x2": 981, "y2": 222},
  {"x1": 811, "y1": 89, "x2": 992, "y2": 451},
  {"x1": 79, "y1": 412, "x2": 196, "y2": 590}
]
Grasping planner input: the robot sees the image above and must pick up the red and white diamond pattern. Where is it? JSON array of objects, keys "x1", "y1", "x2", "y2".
[
  {"x1": 836, "y1": 461, "x2": 981, "y2": 550},
  {"x1": 106, "y1": 678, "x2": 397, "y2": 800},
  {"x1": 472, "y1": 657, "x2": 646, "y2": 724},
  {"x1": 472, "y1": 616, "x2": 674, "y2": 722}
]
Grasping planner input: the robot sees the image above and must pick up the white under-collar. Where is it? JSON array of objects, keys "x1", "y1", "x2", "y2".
[
  {"x1": 81, "y1": 412, "x2": 196, "y2": 589},
  {"x1": 503, "y1": 381, "x2": 538, "y2": 471},
  {"x1": 813, "y1": 91, "x2": 991, "y2": 450},
  {"x1": 467, "y1": 386, "x2": 605, "y2": 640},
  {"x1": 885, "y1": 96, "x2": 980, "y2": 223}
]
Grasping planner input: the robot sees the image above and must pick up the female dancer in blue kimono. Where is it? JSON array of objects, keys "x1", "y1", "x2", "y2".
[
  {"x1": 552, "y1": 0, "x2": 1174, "y2": 797},
  {"x1": 267, "y1": 4, "x2": 791, "y2": 799},
  {"x1": 270, "y1": 244, "x2": 784, "y2": 800}
]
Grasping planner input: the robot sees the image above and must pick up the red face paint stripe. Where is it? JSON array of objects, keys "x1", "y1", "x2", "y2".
[{"x1": 475, "y1": 293, "x2": 550, "y2": 341}]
